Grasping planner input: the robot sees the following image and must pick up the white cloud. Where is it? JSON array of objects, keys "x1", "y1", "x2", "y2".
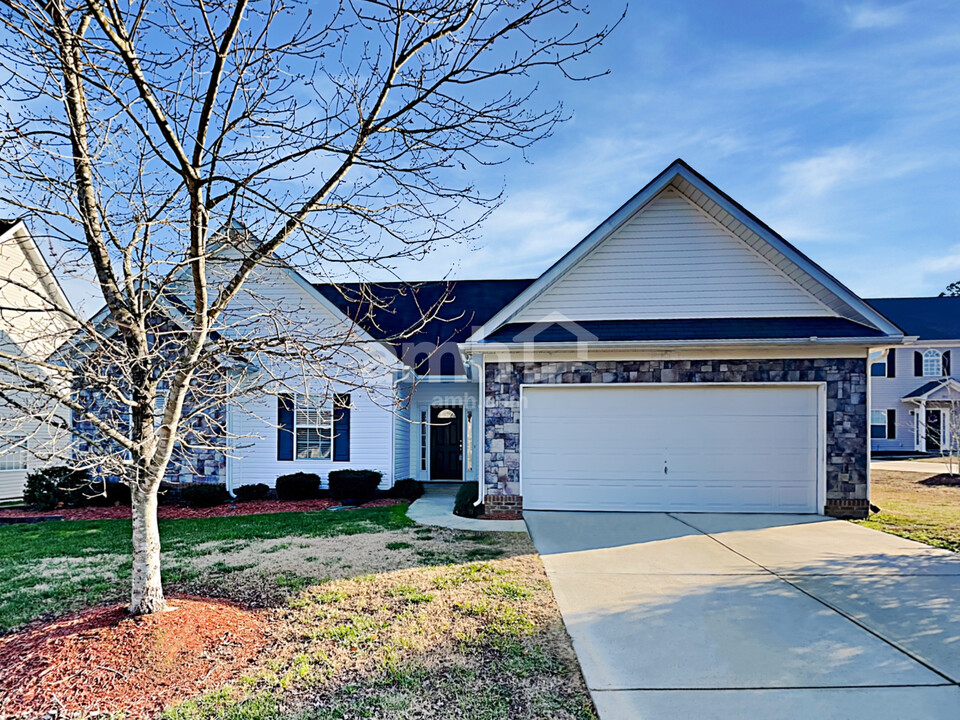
[
  {"x1": 844, "y1": 3, "x2": 908, "y2": 29},
  {"x1": 779, "y1": 146, "x2": 867, "y2": 198}
]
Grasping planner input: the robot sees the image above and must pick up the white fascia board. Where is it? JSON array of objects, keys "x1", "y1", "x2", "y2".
[
  {"x1": 6, "y1": 221, "x2": 78, "y2": 323},
  {"x1": 675, "y1": 167, "x2": 903, "y2": 338},
  {"x1": 461, "y1": 335, "x2": 903, "y2": 354}
]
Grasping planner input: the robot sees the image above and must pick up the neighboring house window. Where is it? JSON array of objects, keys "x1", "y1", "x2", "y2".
[
  {"x1": 0, "y1": 435, "x2": 27, "y2": 471},
  {"x1": 870, "y1": 410, "x2": 897, "y2": 440},
  {"x1": 871, "y1": 360, "x2": 886, "y2": 377},
  {"x1": 294, "y1": 395, "x2": 333, "y2": 460},
  {"x1": 923, "y1": 349, "x2": 943, "y2": 377}
]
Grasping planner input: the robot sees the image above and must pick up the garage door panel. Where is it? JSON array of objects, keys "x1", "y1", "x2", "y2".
[{"x1": 521, "y1": 385, "x2": 820, "y2": 513}]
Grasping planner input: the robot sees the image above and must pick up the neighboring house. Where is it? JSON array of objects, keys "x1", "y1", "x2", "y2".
[
  {"x1": 62, "y1": 159, "x2": 906, "y2": 518},
  {"x1": 864, "y1": 297, "x2": 960, "y2": 455},
  {"x1": 0, "y1": 219, "x2": 76, "y2": 500}
]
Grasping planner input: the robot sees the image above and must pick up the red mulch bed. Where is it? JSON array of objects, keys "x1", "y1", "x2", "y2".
[
  {"x1": 0, "y1": 496, "x2": 407, "y2": 522},
  {"x1": 0, "y1": 596, "x2": 267, "y2": 718}
]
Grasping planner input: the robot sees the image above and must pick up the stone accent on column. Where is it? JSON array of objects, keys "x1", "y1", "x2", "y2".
[{"x1": 483, "y1": 358, "x2": 868, "y2": 513}]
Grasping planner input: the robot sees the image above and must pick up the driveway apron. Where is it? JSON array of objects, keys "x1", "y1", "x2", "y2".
[{"x1": 525, "y1": 511, "x2": 960, "y2": 720}]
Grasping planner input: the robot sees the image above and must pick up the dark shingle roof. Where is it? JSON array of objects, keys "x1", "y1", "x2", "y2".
[
  {"x1": 483, "y1": 317, "x2": 887, "y2": 344},
  {"x1": 0, "y1": 219, "x2": 17, "y2": 236},
  {"x1": 903, "y1": 379, "x2": 950, "y2": 399},
  {"x1": 314, "y1": 279, "x2": 534, "y2": 375},
  {"x1": 865, "y1": 297, "x2": 960, "y2": 341}
]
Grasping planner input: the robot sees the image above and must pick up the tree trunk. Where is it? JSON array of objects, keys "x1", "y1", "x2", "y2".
[{"x1": 130, "y1": 487, "x2": 166, "y2": 615}]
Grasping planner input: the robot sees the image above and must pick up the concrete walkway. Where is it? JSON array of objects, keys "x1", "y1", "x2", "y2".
[
  {"x1": 406, "y1": 483, "x2": 527, "y2": 532},
  {"x1": 526, "y1": 511, "x2": 960, "y2": 720},
  {"x1": 872, "y1": 459, "x2": 957, "y2": 474}
]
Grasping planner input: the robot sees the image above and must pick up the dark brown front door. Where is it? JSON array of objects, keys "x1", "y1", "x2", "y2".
[
  {"x1": 430, "y1": 406, "x2": 463, "y2": 480},
  {"x1": 926, "y1": 409, "x2": 942, "y2": 452}
]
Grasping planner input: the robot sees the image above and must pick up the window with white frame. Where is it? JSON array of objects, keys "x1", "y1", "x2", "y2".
[
  {"x1": 923, "y1": 349, "x2": 943, "y2": 377},
  {"x1": 295, "y1": 395, "x2": 333, "y2": 459},
  {"x1": 870, "y1": 410, "x2": 887, "y2": 439},
  {"x1": 0, "y1": 435, "x2": 28, "y2": 471},
  {"x1": 870, "y1": 360, "x2": 886, "y2": 377}
]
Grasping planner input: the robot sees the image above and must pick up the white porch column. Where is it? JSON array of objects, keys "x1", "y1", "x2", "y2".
[{"x1": 917, "y1": 399, "x2": 927, "y2": 452}]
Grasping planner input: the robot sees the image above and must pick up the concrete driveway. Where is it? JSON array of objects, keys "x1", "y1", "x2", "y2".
[{"x1": 525, "y1": 512, "x2": 960, "y2": 720}]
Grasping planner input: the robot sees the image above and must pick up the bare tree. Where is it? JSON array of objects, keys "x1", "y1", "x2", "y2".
[{"x1": 0, "y1": 1, "x2": 618, "y2": 614}]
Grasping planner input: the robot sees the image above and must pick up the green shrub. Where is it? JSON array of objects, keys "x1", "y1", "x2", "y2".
[
  {"x1": 387, "y1": 478, "x2": 424, "y2": 500},
  {"x1": 328, "y1": 469, "x2": 382, "y2": 504},
  {"x1": 23, "y1": 466, "x2": 90, "y2": 510},
  {"x1": 181, "y1": 484, "x2": 230, "y2": 508},
  {"x1": 275, "y1": 472, "x2": 322, "y2": 501},
  {"x1": 233, "y1": 483, "x2": 270, "y2": 502},
  {"x1": 454, "y1": 481, "x2": 483, "y2": 518},
  {"x1": 88, "y1": 480, "x2": 131, "y2": 507}
]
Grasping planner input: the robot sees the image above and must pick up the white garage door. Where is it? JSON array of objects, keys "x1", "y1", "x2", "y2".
[{"x1": 521, "y1": 385, "x2": 821, "y2": 513}]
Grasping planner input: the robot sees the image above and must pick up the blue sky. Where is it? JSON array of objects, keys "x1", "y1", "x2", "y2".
[{"x1": 391, "y1": 0, "x2": 960, "y2": 298}]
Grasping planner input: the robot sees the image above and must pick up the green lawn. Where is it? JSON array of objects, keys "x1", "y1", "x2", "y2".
[
  {"x1": 856, "y1": 470, "x2": 960, "y2": 552},
  {"x1": 0, "y1": 506, "x2": 595, "y2": 719},
  {"x1": 0, "y1": 505, "x2": 412, "y2": 631}
]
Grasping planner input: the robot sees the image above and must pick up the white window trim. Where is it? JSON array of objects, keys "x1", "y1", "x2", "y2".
[
  {"x1": 923, "y1": 349, "x2": 943, "y2": 377},
  {"x1": 0, "y1": 435, "x2": 28, "y2": 472},
  {"x1": 294, "y1": 395, "x2": 333, "y2": 460},
  {"x1": 870, "y1": 410, "x2": 887, "y2": 439}
]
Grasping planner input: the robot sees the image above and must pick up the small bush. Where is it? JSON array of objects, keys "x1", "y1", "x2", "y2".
[
  {"x1": 387, "y1": 478, "x2": 424, "y2": 500},
  {"x1": 181, "y1": 484, "x2": 230, "y2": 508},
  {"x1": 88, "y1": 480, "x2": 132, "y2": 507},
  {"x1": 233, "y1": 483, "x2": 271, "y2": 502},
  {"x1": 454, "y1": 481, "x2": 483, "y2": 518},
  {"x1": 23, "y1": 466, "x2": 90, "y2": 510},
  {"x1": 276, "y1": 472, "x2": 322, "y2": 501},
  {"x1": 328, "y1": 469, "x2": 382, "y2": 504}
]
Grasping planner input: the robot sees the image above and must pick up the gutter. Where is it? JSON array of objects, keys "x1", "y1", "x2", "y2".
[{"x1": 460, "y1": 335, "x2": 906, "y2": 353}]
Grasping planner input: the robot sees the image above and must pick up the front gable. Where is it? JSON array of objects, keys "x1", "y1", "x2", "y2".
[
  {"x1": 512, "y1": 187, "x2": 828, "y2": 322},
  {"x1": 470, "y1": 160, "x2": 903, "y2": 344}
]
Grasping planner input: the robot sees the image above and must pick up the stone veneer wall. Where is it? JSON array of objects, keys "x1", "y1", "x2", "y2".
[
  {"x1": 484, "y1": 358, "x2": 868, "y2": 518},
  {"x1": 73, "y1": 389, "x2": 226, "y2": 487}
]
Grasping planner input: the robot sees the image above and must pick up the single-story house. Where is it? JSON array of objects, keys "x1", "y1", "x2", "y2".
[
  {"x1": 7, "y1": 160, "x2": 909, "y2": 517},
  {"x1": 222, "y1": 159, "x2": 904, "y2": 520},
  {"x1": 863, "y1": 296, "x2": 960, "y2": 455}
]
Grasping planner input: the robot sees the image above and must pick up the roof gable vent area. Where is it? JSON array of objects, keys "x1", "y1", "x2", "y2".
[{"x1": 511, "y1": 187, "x2": 831, "y2": 323}]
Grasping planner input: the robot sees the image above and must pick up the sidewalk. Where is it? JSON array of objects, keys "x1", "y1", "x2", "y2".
[
  {"x1": 872, "y1": 459, "x2": 957, "y2": 474},
  {"x1": 407, "y1": 483, "x2": 527, "y2": 532}
]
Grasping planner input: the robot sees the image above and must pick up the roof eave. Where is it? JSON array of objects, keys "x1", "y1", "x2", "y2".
[{"x1": 461, "y1": 335, "x2": 904, "y2": 354}]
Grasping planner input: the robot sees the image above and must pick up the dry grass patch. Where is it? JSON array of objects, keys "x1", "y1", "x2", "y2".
[
  {"x1": 857, "y1": 470, "x2": 960, "y2": 551},
  {"x1": 167, "y1": 533, "x2": 595, "y2": 720}
]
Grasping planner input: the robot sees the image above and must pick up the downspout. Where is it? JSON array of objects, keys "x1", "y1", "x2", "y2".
[{"x1": 474, "y1": 352, "x2": 485, "y2": 507}]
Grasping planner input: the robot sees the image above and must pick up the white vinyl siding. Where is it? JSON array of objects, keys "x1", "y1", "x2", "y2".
[
  {"x1": 215, "y1": 264, "x2": 398, "y2": 489},
  {"x1": 228, "y1": 388, "x2": 393, "y2": 489},
  {"x1": 393, "y1": 383, "x2": 412, "y2": 481},
  {"x1": 512, "y1": 189, "x2": 831, "y2": 323},
  {"x1": 521, "y1": 384, "x2": 821, "y2": 513}
]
